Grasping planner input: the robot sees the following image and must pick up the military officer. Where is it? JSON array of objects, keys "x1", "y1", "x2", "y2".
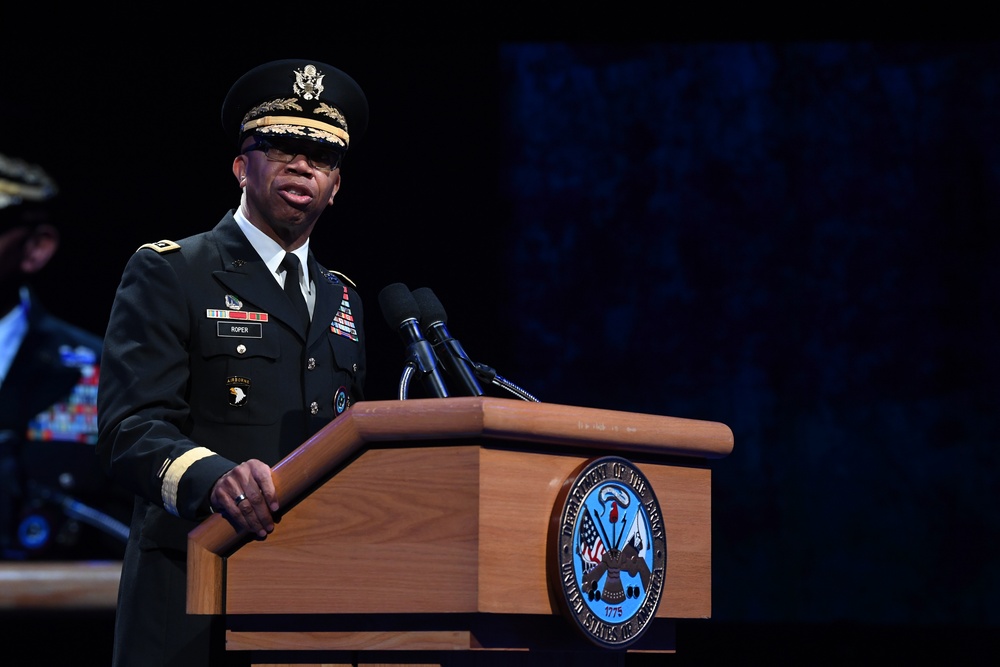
[{"x1": 97, "y1": 59, "x2": 370, "y2": 667}]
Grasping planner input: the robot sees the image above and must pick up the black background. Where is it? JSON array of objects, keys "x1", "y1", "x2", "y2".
[{"x1": 2, "y1": 16, "x2": 998, "y2": 667}]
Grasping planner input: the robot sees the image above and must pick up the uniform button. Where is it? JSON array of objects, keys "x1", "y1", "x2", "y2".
[
  {"x1": 309, "y1": 401, "x2": 319, "y2": 415},
  {"x1": 307, "y1": 357, "x2": 317, "y2": 370},
  {"x1": 237, "y1": 344, "x2": 247, "y2": 354}
]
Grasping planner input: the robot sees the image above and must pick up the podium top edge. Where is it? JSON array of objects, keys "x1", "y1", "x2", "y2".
[{"x1": 349, "y1": 396, "x2": 735, "y2": 459}]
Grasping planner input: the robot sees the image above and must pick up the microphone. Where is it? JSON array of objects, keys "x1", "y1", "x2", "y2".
[
  {"x1": 411, "y1": 287, "x2": 484, "y2": 397},
  {"x1": 378, "y1": 283, "x2": 450, "y2": 398}
]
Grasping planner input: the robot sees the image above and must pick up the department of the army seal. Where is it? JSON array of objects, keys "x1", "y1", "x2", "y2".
[{"x1": 549, "y1": 456, "x2": 667, "y2": 649}]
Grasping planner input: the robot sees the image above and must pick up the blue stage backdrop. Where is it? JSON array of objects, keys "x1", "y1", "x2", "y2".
[{"x1": 495, "y1": 42, "x2": 999, "y2": 628}]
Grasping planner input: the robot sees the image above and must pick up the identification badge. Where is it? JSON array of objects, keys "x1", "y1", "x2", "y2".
[{"x1": 217, "y1": 321, "x2": 263, "y2": 338}]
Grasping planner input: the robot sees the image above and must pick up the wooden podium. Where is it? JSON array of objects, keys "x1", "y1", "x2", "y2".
[{"x1": 187, "y1": 397, "x2": 733, "y2": 666}]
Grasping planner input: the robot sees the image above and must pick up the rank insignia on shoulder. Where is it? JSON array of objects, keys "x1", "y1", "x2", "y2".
[
  {"x1": 138, "y1": 239, "x2": 182, "y2": 254},
  {"x1": 324, "y1": 269, "x2": 356, "y2": 288}
]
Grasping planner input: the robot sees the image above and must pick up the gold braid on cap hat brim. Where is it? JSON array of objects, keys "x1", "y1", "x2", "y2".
[
  {"x1": 0, "y1": 181, "x2": 51, "y2": 198},
  {"x1": 0, "y1": 180, "x2": 54, "y2": 210},
  {"x1": 242, "y1": 116, "x2": 350, "y2": 147},
  {"x1": 0, "y1": 153, "x2": 58, "y2": 208}
]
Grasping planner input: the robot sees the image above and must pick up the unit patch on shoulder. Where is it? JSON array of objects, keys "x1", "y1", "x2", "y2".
[{"x1": 138, "y1": 240, "x2": 182, "y2": 254}]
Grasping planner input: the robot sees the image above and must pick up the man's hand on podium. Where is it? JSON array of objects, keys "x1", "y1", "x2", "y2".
[{"x1": 209, "y1": 459, "x2": 279, "y2": 539}]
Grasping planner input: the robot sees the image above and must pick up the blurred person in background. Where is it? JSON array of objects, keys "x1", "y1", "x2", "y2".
[{"x1": 0, "y1": 150, "x2": 129, "y2": 560}]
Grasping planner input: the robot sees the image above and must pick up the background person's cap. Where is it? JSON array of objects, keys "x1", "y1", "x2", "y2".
[{"x1": 0, "y1": 151, "x2": 58, "y2": 212}]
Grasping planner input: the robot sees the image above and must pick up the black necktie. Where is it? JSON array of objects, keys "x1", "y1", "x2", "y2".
[{"x1": 280, "y1": 252, "x2": 310, "y2": 328}]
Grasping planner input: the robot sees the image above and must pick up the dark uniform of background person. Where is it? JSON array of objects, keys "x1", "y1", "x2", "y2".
[
  {"x1": 96, "y1": 59, "x2": 370, "y2": 667},
  {"x1": 0, "y1": 151, "x2": 129, "y2": 561}
]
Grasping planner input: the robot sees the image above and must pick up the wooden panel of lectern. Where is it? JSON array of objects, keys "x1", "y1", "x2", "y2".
[{"x1": 187, "y1": 396, "x2": 733, "y2": 667}]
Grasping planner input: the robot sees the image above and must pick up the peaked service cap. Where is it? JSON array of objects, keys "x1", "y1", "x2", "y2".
[{"x1": 222, "y1": 59, "x2": 369, "y2": 153}]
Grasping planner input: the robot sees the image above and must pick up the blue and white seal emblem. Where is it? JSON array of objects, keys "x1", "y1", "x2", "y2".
[{"x1": 550, "y1": 456, "x2": 666, "y2": 649}]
